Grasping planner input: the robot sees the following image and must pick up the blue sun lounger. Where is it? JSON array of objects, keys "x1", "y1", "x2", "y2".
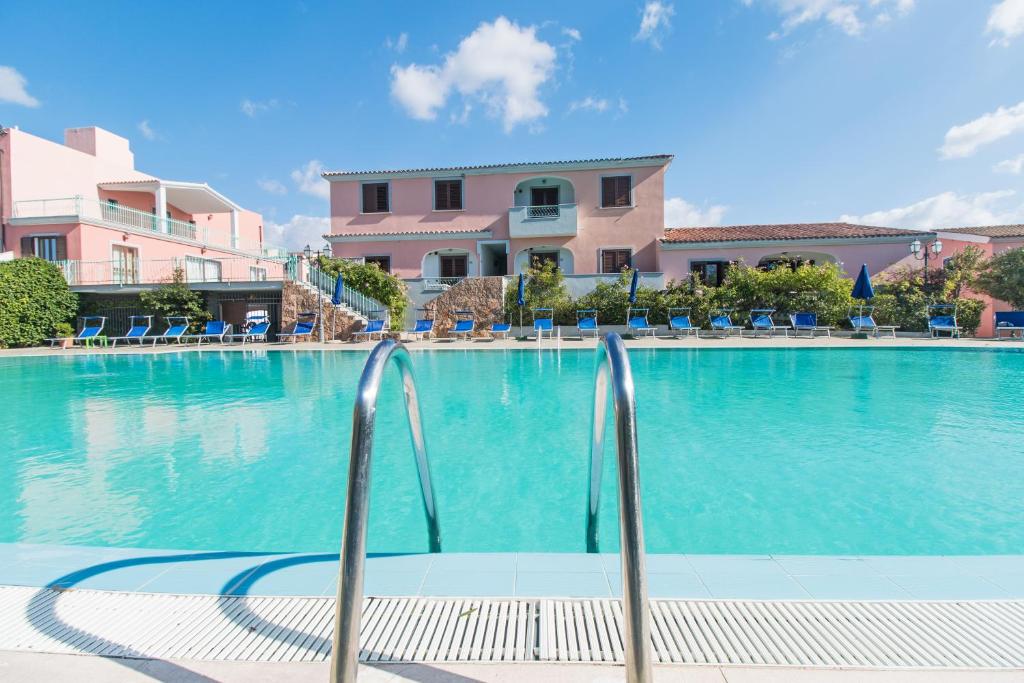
[
  {"x1": 181, "y1": 320, "x2": 231, "y2": 346},
  {"x1": 533, "y1": 308, "x2": 555, "y2": 340},
  {"x1": 109, "y1": 315, "x2": 152, "y2": 347},
  {"x1": 352, "y1": 318, "x2": 388, "y2": 342},
  {"x1": 849, "y1": 306, "x2": 898, "y2": 338},
  {"x1": 448, "y1": 311, "x2": 475, "y2": 340},
  {"x1": 789, "y1": 312, "x2": 833, "y2": 338},
  {"x1": 47, "y1": 316, "x2": 107, "y2": 347},
  {"x1": 147, "y1": 317, "x2": 190, "y2": 345},
  {"x1": 277, "y1": 312, "x2": 318, "y2": 342},
  {"x1": 407, "y1": 317, "x2": 435, "y2": 341},
  {"x1": 226, "y1": 318, "x2": 271, "y2": 345},
  {"x1": 489, "y1": 322, "x2": 512, "y2": 339},
  {"x1": 667, "y1": 307, "x2": 698, "y2": 337},
  {"x1": 995, "y1": 311, "x2": 1024, "y2": 339},
  {"x1": 927, "y1": 304, "x2": 961, "y2": 338},
  {"x1": 709, "y1": 309, "x2": 743, "y2": 337},
  {"x1": 576, "y1": 309, "x2": 599, "y2": 338},
  {"x1": 749, "y1": 308, "x2": 790, "y2": 338},
  {"x1": 627, "y1": 308, "x2": 657, "y2": 337}
]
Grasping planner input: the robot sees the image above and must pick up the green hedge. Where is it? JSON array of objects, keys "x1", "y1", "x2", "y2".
[
  {"x1": 0, "y1": 258, "x2": 78, "y2": 348},
  {"x1": 318, "y1": 257, "x2": 408, "y2": 323}
]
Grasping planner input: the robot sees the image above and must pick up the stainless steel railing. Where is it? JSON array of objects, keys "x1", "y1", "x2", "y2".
[
  {"x1": 585, "y1": 333, "x2": 653, "y2": 683},
  {"x1": 330, "y1": 340, "x2": 441, "y2": 682}
]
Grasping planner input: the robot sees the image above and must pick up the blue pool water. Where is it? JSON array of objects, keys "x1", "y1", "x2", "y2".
[{"x1": 1, "y1": 348, "x2": 1023, "y2": 556}]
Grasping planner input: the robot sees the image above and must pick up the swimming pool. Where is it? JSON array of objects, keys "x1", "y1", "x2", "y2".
[{"x1": 2, "y1": 348, "x2": 1022, "y2": 556}]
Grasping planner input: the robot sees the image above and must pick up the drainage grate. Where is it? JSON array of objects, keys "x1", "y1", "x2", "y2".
[{"x1": 2, "y1": 586, "x2": 1023, "y2": 668}]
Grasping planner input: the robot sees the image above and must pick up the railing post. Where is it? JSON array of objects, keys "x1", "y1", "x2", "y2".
[
  {"x1": 330, "y1": 340, "x2": 441, "y2": 682},
  {"x1": 585, "y1": 333, "x2": 652, "y2": 683}
]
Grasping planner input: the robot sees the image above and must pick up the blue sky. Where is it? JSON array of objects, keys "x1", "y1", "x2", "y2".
[{"x1": 2, "y1": 0, "x2": 1024, "y2": 249}]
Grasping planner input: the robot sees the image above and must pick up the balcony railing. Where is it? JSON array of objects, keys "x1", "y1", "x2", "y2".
[
  {"x1": 305, "y1": 262, "x2": 389, "y2": 323},
  {"x1": 508, "y1": 202, "x2": 578, "y2": 238},
  {"x1": 12, "y1": 196, "x2": 285, "y2": 258},
  {"x1": 55, "y1": 257, "x2": 291, "y2": 287},
  {"x1": 421, "y1": 277, "x2": 464, "y2": 292}
]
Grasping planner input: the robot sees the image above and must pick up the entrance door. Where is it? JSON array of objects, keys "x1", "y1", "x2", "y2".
[
  {"x1": 112, "y1": 245, "x2": 140, "y2": 284},
  {"x1": 439, "y1": 254, "x2": 468, "y2": 278}
]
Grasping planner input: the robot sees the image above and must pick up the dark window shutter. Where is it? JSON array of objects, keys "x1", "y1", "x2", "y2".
[
  {"x1": 614, "y1": 177, "x2": 631, "y2": 206},
  {"x1": 449, "y1": 181, "x2": 462, "y2": 210},
  {"x1": 435, "y1": 182, "x2": 447, "y2": 210},
  {"x1": 601, "y1": 177, "x2": 615, "y2": 208},
  {"x1": 20, "y1": 236, "x2": 33, "y2": 257},
  {"x1": 375, "y1": 184, "x2": 389, "y2": 212},
  {"x1": 602, "y1": 251, "x2": 614, "y2": 273},
  {"x1": 55, "y1": 236, "x2": 68, "y2": 261},
  {"x1": 362, "y1": 184, "x2": 375, "y2": 213}
]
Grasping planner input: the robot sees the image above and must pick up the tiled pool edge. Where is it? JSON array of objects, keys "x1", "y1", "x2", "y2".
[{"x1": 3, "y1": 543, "x2": 1024, "y2": 600}]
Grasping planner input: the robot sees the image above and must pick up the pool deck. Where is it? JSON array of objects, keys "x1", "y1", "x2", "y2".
[{"x1": 1, "y1": 333, "x2": 1021, "y2": 358}]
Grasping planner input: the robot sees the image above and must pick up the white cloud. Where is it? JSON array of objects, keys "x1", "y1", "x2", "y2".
[
  {"x1": 635, "y1": 1, "x2": 675, "y2": 48},
  {"x1": 987, "y1": 0, "x2": 1024, "y2": 46},
  {"x1": 257, "y1": 178, "x2": 288, "y2": 195},
  {"x1": 746, "y1": 0, "x2": 914, "y2": 38},
  {"x1": 290, "y1": 160, "x2": 330, "y2": 200},
  {"x1": 385, "y1": 32, "x2": 409, "y2": 53},
  {"x1": 840, "y1": 190, "x2": 1024, "y2": 228},
  {"x1": 562, "y1": 27, "x2": 582, "y2": 41},
  {"x1": 994, "y1": 154, "x2": 1024, "y2": 174},
  {"x1": 0, "y1": 66, "x2": 40, "y2": 107},
  {"x1": 137, "y1": 120, "x2": 156, "y2": 141},
  {"x1": 390, "y1": 16, "x2": 557, "y2": 132},
  {"x1": 940, "y1": 101, "x2": 1024, "y2": 159},
  {"x1": 241, "y1": 98, "x2": 280, "y2": 118},
  {"x1": 664, "y1": 197, "x2": 728, "y2": 227},
  {"x1": 568, "y1": 96, "x2": 609, "y2": 114},
  {"x1": 265, "y1": 215, "x2": 331, "y2": 252}
]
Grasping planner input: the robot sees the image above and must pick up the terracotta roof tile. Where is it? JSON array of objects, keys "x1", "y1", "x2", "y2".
[
  {"x1": 661, "y1": 222, "x2": 925, "y2": 244},
  {"x1": 323, "y1": 155, "x2": 673, "y2": 177},
  {"x1": 938, "y1": 225, "x2": 1024, "y2": 238},
  {"x1": 324, "y1": 228, "x2": 491, "y2": 239}
]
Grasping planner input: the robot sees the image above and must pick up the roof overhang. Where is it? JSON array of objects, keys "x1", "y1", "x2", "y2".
[
  {"x1": 658, "y1": 233, "x2": 932, "y2": 251},
  {"x1": 325, "y1": 230, "x2": 493, "y2": 243},
  {"x1": 97, "y1": 180, "x2": 242, "y2": 213},
  {"x1": 323, "y1": 156, "x2": 673, "y2": 182}
]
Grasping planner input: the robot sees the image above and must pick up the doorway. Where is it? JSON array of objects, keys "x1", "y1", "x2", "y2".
[
  {"x1": 478, "y1": 241, "x2": 509, "y2": 276},
  {"x1": 530, "y1": 186, "x2": 559, "y2": 207},
  {"x1": 112, "y1": 245, "x2": 140, "y2": 284}
]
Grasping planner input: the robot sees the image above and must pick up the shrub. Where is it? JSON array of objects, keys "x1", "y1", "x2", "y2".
[
  {"x1": 138, "y1": 268, "x2": 211, "y2": 332},
  {"x1": 503, "y1": 260, "x2": 574, "y2": 324},
  {"x1": 953, "y1": 298, "x2": 985, "y2": 335},
  {"x1": 573, "y1": 270, "x2": 666, "y2": 325},
  {"x1": 976, "y1": 247, "x2": 1024, "y2": 309},
  {"x1": 0, "y1": 258, "x2": 78, "y2": 348},
  {"x1": 319, "y1": 257, "x2": 408, "y2": 323},
  {"x1": 939, "y1": 245, "x2": 987, "y2": 300},
  {"x1": 53, "y1": 321, "x2": 75, "y2": 338},
  {"x1": 720, "y1": 261, "x2": 854, "y2": 326}
]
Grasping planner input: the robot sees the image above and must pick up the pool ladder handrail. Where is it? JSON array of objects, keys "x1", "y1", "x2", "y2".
[
  {"x1": 586, "y1": 332, "x2": 653, "y2": 683},
  {"x1": 329, "y1": 339, "x2": 441, "y2": 683}
]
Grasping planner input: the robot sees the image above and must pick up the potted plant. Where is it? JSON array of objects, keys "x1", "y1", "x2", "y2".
[{"x1": 53, "y1": 322, "x2": 75, "y2": 349}]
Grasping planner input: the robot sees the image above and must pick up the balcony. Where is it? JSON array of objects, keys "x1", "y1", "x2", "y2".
[
  {"x1": 55, "y1": 257, "x2": 292, "y2": 287},
  {"x1": 508, "y1": 203, "x2": 578, "y2": 238},
  {"x1": 11, "y1": 197, "x2": 285, "y2": 257}
]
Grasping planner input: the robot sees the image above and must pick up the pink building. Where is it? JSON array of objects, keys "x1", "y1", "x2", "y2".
[
  {"x1": 0, "y1": 125, "x2": 283, "y2": 285},
  {"x1": 657, "y1": 223, "x2": 928, "y2": 285},
  {"x1": 322, "y1": 155, "x2": 672, "y2": 278}
]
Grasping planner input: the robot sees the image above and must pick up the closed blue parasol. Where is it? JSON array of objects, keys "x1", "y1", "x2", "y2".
[
  {"x1": 332, "y1": 274, "x2": 344, "y2": 306},
  {"x1": 517, "y1": 273, "x2": 526, "y2": 306},
  {"x1": 628, "y1": 269, "x2": 640, "y2": 304},
  {"x1": 851, "y1": 264, "x2": 874, "y2": 300}
]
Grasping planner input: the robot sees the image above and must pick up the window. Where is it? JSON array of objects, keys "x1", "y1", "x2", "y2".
[
  {"x1": 434, "y1": 179, "x2": 463, "y2": 211},
  {"x1": 530, "y1": 186, "x2": 559, "y2": 206},
  {"x1": 601, "y1": 249, "x2": 632, "y2": 274},
  {"x1": 20, "y1": 235, "x2": 66, "y2": 261},
  {"x1": 690, "y1": 260, "x2": 729, "y2": 286},
  {"x1": 361, "y1": 182, "x2": 390, "y2": 213},
  {"x1": 600, "y1": 175, "x2": 632, "y2": 208},
  {"x1": 185, "y1": 255, "x2": 223, "y2": 283},
  {"x1": 439, "y1": 254, "x2": 468, "y2": 278},
  {"x1": 249, "y1": 266, "x2": 268, "y2": 281},
  {"x1": 530, "y1": 251, "x2": 559, "y2": 270},
  {"x1": 112, "y1": 245, "x2": 140, "y2": 284},
  {"x1": 364, "y1": 255, "x2": 391, "y2": 273}
]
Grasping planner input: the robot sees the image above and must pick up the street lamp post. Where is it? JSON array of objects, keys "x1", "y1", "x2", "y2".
[
  {"x1": 909, "y1": 237, "x2": 943, "y2": 287},
  {"x1": 304, "y1": 244, "x2": 326, "y2": 343}
]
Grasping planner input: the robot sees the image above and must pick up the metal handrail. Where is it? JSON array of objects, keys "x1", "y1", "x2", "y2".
[
  {"x1": 585, "y1": 333, "x2": 653, "y2": 683},
  {"x1": 330, "y1": 340, "x2": 441, "y2": 682}
]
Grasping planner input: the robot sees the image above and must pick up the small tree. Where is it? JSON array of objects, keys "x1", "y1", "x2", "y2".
[
  {"x1": 939, "y1": 245, "x2": 987, "y2": 300},
  {"x1": 503, "y1": 260, "x2": 574, "y2": 324},
  {"x1": 976, "y1": 247, "x2": 1024, "y2": 309},
  {"x1": 0, "y1": 258, "x2": 78, "y2": 348},
  {"x1": 318, "y1": 257, "x2": 408, "y2": 323},
  {"x1": 139, "y1": 268, "x2": 211, "y2": 332}
]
